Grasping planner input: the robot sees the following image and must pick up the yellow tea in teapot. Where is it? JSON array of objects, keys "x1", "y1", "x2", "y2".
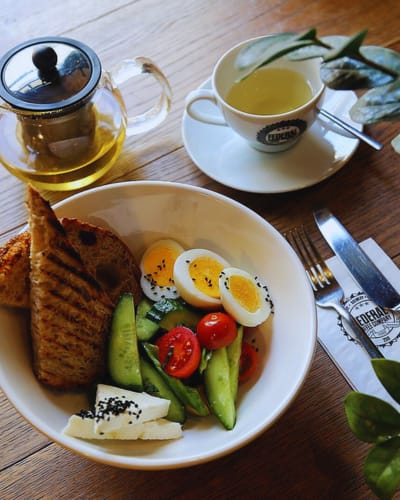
[
  {"x1": 0, "y1": 90, "x2": 126, "y2": 191},
  {"x1": 0, "y1": 37, "x2": 172, "y2": 190},
  {"x1": 225, "y1": 67, "x2": 313, "y2": 115}
]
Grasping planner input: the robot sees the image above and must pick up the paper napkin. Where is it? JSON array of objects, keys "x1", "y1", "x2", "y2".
[{"x1": 317, "y1": 238, "x2": 400, "y2": 407}]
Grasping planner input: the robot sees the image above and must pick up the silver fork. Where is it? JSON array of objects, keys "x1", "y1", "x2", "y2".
[{"x1": 286, "y1": 226, "x2": 384, "y2": 359}]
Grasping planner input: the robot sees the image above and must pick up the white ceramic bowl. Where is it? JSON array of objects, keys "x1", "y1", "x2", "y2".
[{"x1": 0, "y1": 181, "x2": 316, "y2": 470}]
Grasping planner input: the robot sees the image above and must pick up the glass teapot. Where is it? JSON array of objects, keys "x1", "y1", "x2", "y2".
[{"x1": 0, "y1": 37, "x2": 172, "y2": 191}]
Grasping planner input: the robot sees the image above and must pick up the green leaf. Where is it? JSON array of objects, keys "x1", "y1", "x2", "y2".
[
  {"x1": 361, "y1": 46, "x2": 400, "y2": 75},
  {"x1": 321, "y1": 57, "x2": 395, "y2": 90},
  {"x1": 286, "y1": 35, "x2": 344, "y2": 61},
  {"x1": 235, "y1": 28, "x2": 329, "y2": 80},
  {"x1": 364, "y1": 437, "x2": 400, "y2": 499},
  {"x1": 236, "y1": 38, "x2": 313, "y2": 80},
  {"x1": 235, "y1": 28, "x2": 326, "y2": 71},
  {"x1": 235, "y1": 33, "x2": 296, "y2": 70},
  {"x1": 296, "y1": 27, "x2": 319, "y2": 41},
  {"x1": 372, "y1": 359, "x2": 400, "y2": 404},
  {"x1": 350, "y1": 79, "x2": 400, "y2": 123},
  {"x1": 322, "y1": 30, "x2": 368, "y2": 62},
  {"x1": 344, "y1": 392, "x2": 400, "y2": 442}
]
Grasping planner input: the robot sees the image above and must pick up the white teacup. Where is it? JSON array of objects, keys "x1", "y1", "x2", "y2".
[{"x1": 185, "y1": 37, "x2": 325, "y2": 153}]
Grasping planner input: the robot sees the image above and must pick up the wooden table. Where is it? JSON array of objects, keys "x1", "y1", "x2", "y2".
[{"x1": 1, "y1": 1, "x2": 400, "y2": 498}]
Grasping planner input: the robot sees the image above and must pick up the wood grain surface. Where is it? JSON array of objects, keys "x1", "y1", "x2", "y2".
[{"x1": 1, "y1": 1, "x2": 400, "y2": 498}]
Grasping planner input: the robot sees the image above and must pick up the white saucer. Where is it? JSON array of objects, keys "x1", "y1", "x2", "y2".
[{"x1": 182, "y1": 79, "x2": 361, "y2": 193}]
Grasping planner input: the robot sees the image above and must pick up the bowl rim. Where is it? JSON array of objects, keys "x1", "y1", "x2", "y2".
[{"x1": 0, "y1": 180, "x2": 317, "y2": 469}]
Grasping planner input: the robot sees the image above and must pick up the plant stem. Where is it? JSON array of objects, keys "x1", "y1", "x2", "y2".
[{"x1": 356, "y1": 53, "x2": 399, "y2": 79}]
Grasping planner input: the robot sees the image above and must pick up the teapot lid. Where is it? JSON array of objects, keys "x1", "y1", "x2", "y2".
[{"x1": 0, "y1": 36, "x2": 101, "y2": 115}]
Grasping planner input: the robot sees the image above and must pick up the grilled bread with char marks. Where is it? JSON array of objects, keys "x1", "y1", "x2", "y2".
[
  {"x1": 28, "y1": 187, "x2": 114, "y2": 389},
  {"x1": 0, "y1": 220, "x2": 141, "y2": 309}
]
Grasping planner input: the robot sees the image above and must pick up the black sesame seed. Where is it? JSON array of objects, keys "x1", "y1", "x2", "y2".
[
  {"x1": 76, "y1": 409, "x2": 95, "y2": 419},
  {"x1": 94, "y1": 396, "x2": 140, "y2": 422}
]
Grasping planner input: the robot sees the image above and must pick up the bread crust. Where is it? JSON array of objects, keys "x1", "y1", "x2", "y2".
[
  {"x1": 60, "y1": 217, "x2": 142, "y2": 306},
  {"x1": 27, "y1": 187, "x2": 114, "y2": 389},
  {"x1": 0, "y1": 231, "x2": 31, "y2": 308},
  {"x1": 0, "y1": 220, "x2": 142, "y2": 308}
]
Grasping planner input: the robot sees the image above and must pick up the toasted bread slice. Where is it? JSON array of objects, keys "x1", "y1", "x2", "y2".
[
  {"x1": 0, "y1": 219, "x2": 141, "y2": 309},
  {"x1": 27, "y1": 187, "x2": 114, "y2": 390},
  {"x1": 0, "y1": 231, "x2": 31, "y2": 308},
  {"x1": 60, "y1": 217, "x2": 141, "y2": 306}
]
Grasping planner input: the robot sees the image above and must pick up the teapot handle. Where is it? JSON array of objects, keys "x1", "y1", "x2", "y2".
[{"x1": 110, "y1": 57, "x2": 172, "y2": 136}]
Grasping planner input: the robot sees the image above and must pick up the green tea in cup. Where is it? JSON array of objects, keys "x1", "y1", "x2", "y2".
[
  {"x1": 185, "y1": 36, "x2": 325, "y2": 152},
  {"x1": 225, "y1": 67, "x2": 313, "y2": 115}
]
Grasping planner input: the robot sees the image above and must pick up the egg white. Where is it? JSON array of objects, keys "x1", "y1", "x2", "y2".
[
  {"x1": 140, "y1": 239, "x2": 184, "y2": 301},
  {"x1": 173, "y1": 248, "x2": 230, "y2": 309},
  {"x1": 219, "y1": 267, "x2": 272, "y2": 327}
]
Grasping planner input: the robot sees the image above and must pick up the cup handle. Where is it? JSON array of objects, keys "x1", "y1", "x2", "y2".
[
  {"x1": 185, "y1": 89, "x2": 227, "y2": 126},
  {"x1": 110, "y1": 57, "x2": 172, "y2": 136}
]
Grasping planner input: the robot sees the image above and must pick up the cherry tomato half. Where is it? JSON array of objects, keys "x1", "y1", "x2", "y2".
[
  {"x1": 156, "y1": 326, "x2": 201, "y2": 378},
  {"x1": 197, "y1": 312, "x2": 237, "y2": 350},
  {"x1": 239, "y1": 341, "x2": 258, "y2": 383}
]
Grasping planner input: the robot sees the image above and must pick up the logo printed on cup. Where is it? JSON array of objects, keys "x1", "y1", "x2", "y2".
[{"x1": 257, "y1": 119, "x2": 307, "y2": 147}]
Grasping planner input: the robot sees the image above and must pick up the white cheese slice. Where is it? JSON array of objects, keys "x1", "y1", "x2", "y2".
[
  {"x1": 135, "y1": 419, "x2": 183, "y2": 440},
  {"x1": 94, "y1": 384, "x2": 170, "y2": 434},
  {"x1": 63, "y1": 414, "x2": 182, "y2": 440}
]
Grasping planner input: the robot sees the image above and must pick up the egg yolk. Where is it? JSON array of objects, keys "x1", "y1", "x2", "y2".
[
  {"x1": 189, "y1": 257, "x2": 224, "y2": 298},
  {"x1": 228, "y1": 274, "x2": 260, "y2": 312},
  {"x1": 143, "y1": 246, "x2": 180, "y2": 287}
]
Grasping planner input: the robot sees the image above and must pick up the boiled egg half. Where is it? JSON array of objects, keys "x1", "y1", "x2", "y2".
[
  {"x1": 219, "y1": 267, "x2": 272, "y2": 327},
  {"x1": 140, "y1": 239, "x2": 184, "y2": 301},
  {"x1": 173, "y1": 248, "x2": 230, "y2": 309}
]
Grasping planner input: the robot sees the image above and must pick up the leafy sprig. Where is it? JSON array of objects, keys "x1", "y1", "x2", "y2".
[
  {"x1": 345, "y1": 360, "x2": 400, "y2": 499},
  {"x1": 236, "y1": 29, "x2": 400, "y2": 152}
]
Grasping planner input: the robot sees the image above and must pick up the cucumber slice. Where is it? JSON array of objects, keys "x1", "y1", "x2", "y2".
[
  {"x1": 145, "y1": 298, "x2": 181, "y2": 323},
  {"x1": 140, "y1": 358, "x2": 186, "y2": 423},
  {"x1": 108, "y1": 293, "x2": 143, "y2": 391},
  {"x1": 226, "y1": 325, "x2": 244, "y2": 403},
  {"x1": 142, "y1": 342, "x2": 209, "y2": 417},
  {"x1": 136, "y1": 298, "x2": 160, "y2": 341},
  {"x1": 146, "y1": 298, "x2": 202, "y2": 331},
  {"x1": 204, "y1": 347, "x2": 236, "y2": 430}
]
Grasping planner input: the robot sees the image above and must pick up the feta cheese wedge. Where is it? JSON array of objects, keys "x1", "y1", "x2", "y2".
[
  {"x1": 94, "y1": 384, "x2": 170, "y2": 433},
  {"x1": 63, "y1": 413, "x2": 182, "y2": 440},
  {"x1": 135, "y1": 418, "x2": 183, "y2": 440}
]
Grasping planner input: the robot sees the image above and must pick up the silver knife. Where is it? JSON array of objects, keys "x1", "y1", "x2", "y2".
[{"x1": 313, "y1": 207, "x2": 400, "y2": 310}]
